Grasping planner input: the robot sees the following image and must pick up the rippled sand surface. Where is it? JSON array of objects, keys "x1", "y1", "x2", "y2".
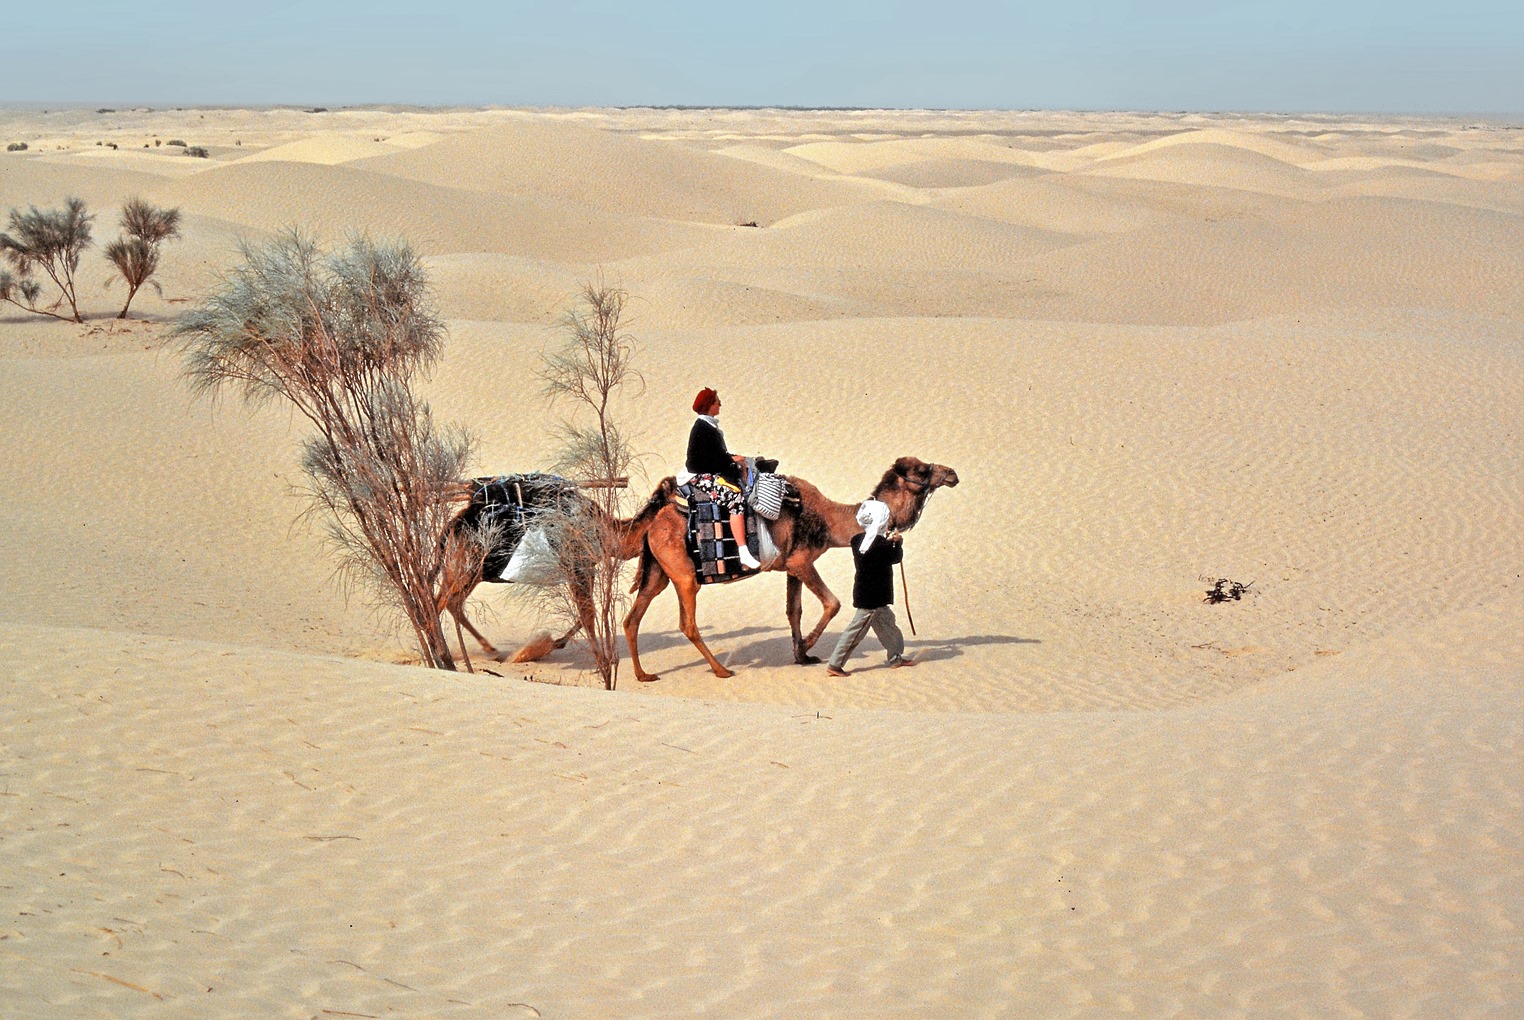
[{"x1": 1, "y1": 106, "x2": 1520, "y2": 1017}]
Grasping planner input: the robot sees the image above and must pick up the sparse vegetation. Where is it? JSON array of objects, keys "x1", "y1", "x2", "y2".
[
  {"x1": 0, "y1": 198, "x2": 94, "y2": 322},
  {"x1": 165, "y1": 139, "x2": 186, "y2": 147},
  {"x1": 104, "y1": 198, "x2": 181, "y2": 318},
  {"x1": 184, "y1": 146, "x2": 209, "y2": 158},
  {"x1": 537, "y1": 281, "x2": 643, "y2": 689},
  {"x1": 6, "y1": 142, "x2": 27, "y2": 152},
  {"x1": 170, "y1": 231, "x2": 472, "y2": 670},
  {"x1": 1203, "y1": 577, "x2": 1255, "y2": 604}
]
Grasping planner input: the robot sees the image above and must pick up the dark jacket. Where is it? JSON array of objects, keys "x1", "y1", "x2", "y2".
[
  {"x1": 686, "y1": 417, "x2": 743, "y2": 486},
  {"x1": 851, "y1": 532, "x2": 902, "y2": 609}
]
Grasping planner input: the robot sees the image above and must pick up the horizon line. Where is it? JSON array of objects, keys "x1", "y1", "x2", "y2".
[{"x1": 4, "y1": 101, "x2": 1523, "y2": 122}]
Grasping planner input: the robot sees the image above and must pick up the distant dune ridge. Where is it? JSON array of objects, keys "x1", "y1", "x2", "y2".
[{"x1": 1, "y1": 106, "x2": 1520, "y2": 1019}]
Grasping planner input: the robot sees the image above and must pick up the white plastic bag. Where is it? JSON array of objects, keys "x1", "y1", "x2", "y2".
[{"x1": 498, "y1": 526, "x2": 562, "y2": 585}]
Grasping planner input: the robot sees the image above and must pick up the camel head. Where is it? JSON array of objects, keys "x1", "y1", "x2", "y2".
[
  {"x1": 880, "y1": 456, "x2": 960, "y2": 494},
  {"x1": 873, "y1": 457, "x2": 959, "y2": 530}
]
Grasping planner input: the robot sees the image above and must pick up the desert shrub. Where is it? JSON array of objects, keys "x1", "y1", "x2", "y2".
[
  {"x1": 536, "y1": 282, "x2": 643, "y2": 689},
  {"x1": 0, "y1": 198, "x2": 93, "y2": 322},
  {"x1": 104, "y1": 198, "x2": 181, "y2": 318},
  {"x1": 170, "y1": 231, "x2": 472, "y2": 670},
  {"x1": 6, "y1": 142, "x2": 26, "y2": 152},
  {"x1": 165, "y1": 139, "x2": 186, "y2": 146},
  {"x1": 184, "y1": 146, "x2": 208, "y2": 158}
]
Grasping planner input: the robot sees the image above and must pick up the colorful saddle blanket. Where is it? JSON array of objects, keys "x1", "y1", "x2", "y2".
[{"x1": 678, "y1": 479, "x2": 764, "y2": 585}]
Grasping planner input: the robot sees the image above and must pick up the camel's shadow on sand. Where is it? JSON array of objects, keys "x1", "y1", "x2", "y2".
[{"x1": 642, "y1": 629, "x2": 1039, "y2": 677}]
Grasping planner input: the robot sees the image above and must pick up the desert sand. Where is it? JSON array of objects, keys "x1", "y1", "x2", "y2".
[{"x1": 1, "y1": 105, "x2": 1520, "y2": 1017}]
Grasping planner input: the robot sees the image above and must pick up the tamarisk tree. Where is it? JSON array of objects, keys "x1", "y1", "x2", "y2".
[
  {"x1": 105, "y1": 198, "x2": 181, "y2": 318},
  {"x1": 538, "y1": 281, "x2": 643, "y2": 689},
  {"x1": 171, "y1": 230, "x2": 472, "y2": 669},
  {"x1": 0, "y1": 198, "x2": 93, "y2": 322}
]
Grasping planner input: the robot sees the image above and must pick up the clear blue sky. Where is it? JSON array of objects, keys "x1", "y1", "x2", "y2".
[{"x1": 5, "y1": 1, "x2": 1521, "y2": 114}]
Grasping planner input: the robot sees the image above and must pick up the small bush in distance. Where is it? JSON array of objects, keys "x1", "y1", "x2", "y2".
[
  {"x1": 104, "y1": 198, "x2": 181, "y2": 318},
  {"x1": 184, "y1": 146, "x2": 209, "y2": 158},
  {"x1": 0, "y1": 198, "x2": 93, "y2": 322},
  {"x1": 165, "y1": 139, "x2": 186, "y2": 146},
  {"x1": 6, "y1": 142, "x2": 26, "y2": 152}
]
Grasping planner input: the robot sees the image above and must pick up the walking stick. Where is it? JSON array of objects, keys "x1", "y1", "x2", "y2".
[{"x1": 900, "y1": 560, "x2": 917, "y2": 636}]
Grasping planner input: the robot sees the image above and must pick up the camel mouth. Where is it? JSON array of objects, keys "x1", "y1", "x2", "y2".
[{"x1": 938, "y1": 469, "x2": 960, "y2": 488}]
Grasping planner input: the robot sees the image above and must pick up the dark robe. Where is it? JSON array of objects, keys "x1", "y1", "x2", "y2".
[
  {"x1": 850, "y1": 533, "x2": 903, "y2": 609},
  {"x1": 686, "y1": 417, "x2": 743, "y2": 486}
]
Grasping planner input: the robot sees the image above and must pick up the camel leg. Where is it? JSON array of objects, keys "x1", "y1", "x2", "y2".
[
  {"x1": 672, "y1": 573, "x2": 735, "y2": 679},
  {"x1": 786, "y1": 573, "x2": 812, "y2": 664},
  {"x1": 623, "y1": 561, "x2": 671, "y2": 683},
  {"x1": 452, "y1": 608, "x2": 501, "y2": 659},
  {"x1": 513, "y1": 581, "x2": 595, "y2": 664},
  {"x1": 795, "y1": 561, "x2": 842, "y2": 656},
  {"x1": 442, "y1": 580, "x2": 502, "y2": 659},
  {"x1": 551, "y1": 620, "x2": 582, "y2": 650}
]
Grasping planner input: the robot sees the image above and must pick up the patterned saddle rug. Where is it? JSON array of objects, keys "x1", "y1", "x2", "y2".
[{"x1": 677, "y1": 480, "x2": 764, "y2": 585}]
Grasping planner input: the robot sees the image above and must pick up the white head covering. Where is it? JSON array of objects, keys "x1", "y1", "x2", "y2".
[{"x1": 856, "y1": 499, "x2": 891, "y2": 552}]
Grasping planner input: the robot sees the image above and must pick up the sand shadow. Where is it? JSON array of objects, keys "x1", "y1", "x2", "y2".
[{"x1": 719, "y1": 630, "x2": 1040, "y2": 672}]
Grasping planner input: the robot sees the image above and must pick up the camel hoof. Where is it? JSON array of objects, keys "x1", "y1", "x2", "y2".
[
  {"x1": 713, "y1": 667, "x2": 735, "y2": 679},
  {"x1": 636, "y1": 672, "x2": 660, "y2": 683},
  {"x1": 509, "y1": 631, "x2": 558, "y2": 664},
  {"x1": 796, "y1": 653, "x2": 821, "y2": 665}
]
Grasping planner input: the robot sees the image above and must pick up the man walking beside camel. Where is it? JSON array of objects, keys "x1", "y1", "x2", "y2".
[{"x1": 826, "y1": 517, "x2": 917, "y2": 677}]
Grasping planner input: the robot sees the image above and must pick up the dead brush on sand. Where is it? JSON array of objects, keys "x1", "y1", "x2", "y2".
[{"x1": 170, "y1": 230, "x2": 475, "y2": 670}]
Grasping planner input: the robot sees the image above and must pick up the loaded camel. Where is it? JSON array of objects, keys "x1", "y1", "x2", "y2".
[
  {"x1": 438, "y1": 475, "x2": 675, "y2": 662},
  {"x1": 624, "y1": 456, "x2": 959, "y2": 683}
]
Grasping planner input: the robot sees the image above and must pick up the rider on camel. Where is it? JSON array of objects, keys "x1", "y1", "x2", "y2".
[{"x1": 685, "y1": 387, "x2": 762, "y2": 571}]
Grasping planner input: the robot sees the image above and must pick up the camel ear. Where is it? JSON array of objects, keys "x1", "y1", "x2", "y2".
[{"x1": 895, "y1": 456, "x2": 931, "y2": 483}]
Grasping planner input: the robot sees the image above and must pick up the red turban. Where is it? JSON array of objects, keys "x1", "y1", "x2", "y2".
[{"x1": 693, "y1": 387, "x2": 718, "y2": 413}]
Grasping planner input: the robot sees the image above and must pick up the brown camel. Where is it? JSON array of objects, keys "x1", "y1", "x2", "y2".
[
  {"x1": 440, "y1": 476, "x2": 675, "y2": 662},
  {"x1": 624, "y1": 457, "x2": 959, "y2": 682}
]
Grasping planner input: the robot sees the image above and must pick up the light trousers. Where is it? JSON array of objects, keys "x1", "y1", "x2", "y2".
[{"x1": 827, "y1": 606, "x2": 906, "y2": 670}]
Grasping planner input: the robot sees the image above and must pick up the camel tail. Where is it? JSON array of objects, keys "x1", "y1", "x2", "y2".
[
  {"x1": 622, "y1": 477, "x2": 678, "y2": 591},
  {"x1": 630, "y1": 539, "x2": 658, "y2": 594}
]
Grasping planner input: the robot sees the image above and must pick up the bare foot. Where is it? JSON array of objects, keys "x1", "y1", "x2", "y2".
[
  {"x1": 891, "y1": 658, "x2": 918, "y2": 669},
  {"x1": 826, "y1": 666, "x2": 850, "y2": 677}
]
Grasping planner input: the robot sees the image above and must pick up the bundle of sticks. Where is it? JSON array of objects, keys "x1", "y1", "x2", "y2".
[{"x1": 438, "y1": 476, "x2": 628, "y2": 504}]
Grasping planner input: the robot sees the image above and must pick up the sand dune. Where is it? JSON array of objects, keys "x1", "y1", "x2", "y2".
[
  {"x1": 1011, "y1": 193, "x2": 1524, "y2": 324},
  {"x1": 1078, "y1": 141, "x2": 1318, "y2": 196},
  {"x1": 1, "y1": 106, "x2": 1520, "y2": 1020},
  {"x1": 233, "y1": 134, "x2": 407, "y2": 165},
  {"x1": 152, "y1": 159, "x2": 718, "y2": 261},
  {"x1": 354, "y1": 119, "x2": 888, "y2": 226},
  {"x1": 0, "y1": 156, "x2": 171, "y2": 210},
  {"x1": 930, "y1": 174, "x2": 1173, "y2": 234},
  {"x1": 1, "y1": 592, "x2": 1516, "y2": 1017},
  {"x1": 852, "y1": 157, "x2": 1047, "y2": 189},
  {"x1": 784, "y1": 136, "x2": 1059, "y2": 175},
  {"x1": 1092, "y1": 127, "x2": 1336, "y2": 167}
]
